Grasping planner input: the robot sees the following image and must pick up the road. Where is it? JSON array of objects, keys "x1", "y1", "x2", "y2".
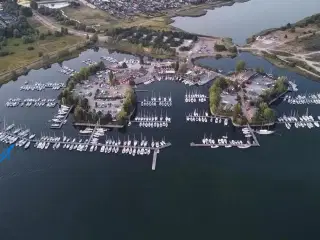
[
  {"x1": 33, "y1": 11, "x2": 109, "y2": 41},
  {"x1": 238, "y1": 45, "x2": 320, "y2": 78}
]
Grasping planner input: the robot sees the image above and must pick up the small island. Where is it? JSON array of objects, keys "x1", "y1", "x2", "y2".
[{"x1": 209, "y1": 60, "x2": 289, "y2": 126}]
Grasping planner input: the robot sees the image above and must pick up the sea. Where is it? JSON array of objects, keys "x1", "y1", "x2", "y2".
[{"x1": 1, "y1": 1, "x2": 320, "y2": 239}]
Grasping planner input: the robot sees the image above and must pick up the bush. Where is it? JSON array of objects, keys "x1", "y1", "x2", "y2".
[
  {"x1": 215, "y1": 54, "x2": 222, "y2": 59},
  {"x1": 38, "y1": 51, "x2": 43, "y2": 57},
  {"x1": 214, "y1": 44, "x2": 227, "y2": 52},
  {"x1": 27, "y1": 46, "x2": 34, "y2": 51},
  {"x1": 0, "y1": 51, "x2": 9, "y2": 57}
]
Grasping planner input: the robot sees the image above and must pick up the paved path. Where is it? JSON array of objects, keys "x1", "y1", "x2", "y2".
[
  {"x1": 238, "y1": 45, "x2": 320, "y2": 78},
  {"x1": 33, "y1": 11, "x2": 109, "y2": 41}
]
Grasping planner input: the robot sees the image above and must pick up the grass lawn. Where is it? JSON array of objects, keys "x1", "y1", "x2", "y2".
[
  {"x1": 0, "y1": 35, "x2": 82, "y2": 73},
  {"x1": 113, "y1": 16, "x2": 173, "y2": 31},
  {"x1": 62, "y1": 5, "x2": 173, "y2": 31},
  {"x1": 62, "y1": 5, "x2": 117, "y2": 30},
  {"x1": 0, "y1": 17, "x2": 84, "y2": 74}
]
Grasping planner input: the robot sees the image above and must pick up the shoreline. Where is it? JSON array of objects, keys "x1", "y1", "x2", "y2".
[
  {"x1": 0, "y1": 41, "x2": 89, "y2": 85},
  {"x1": 240, "y1": 49, "x2": 320, "y2": 81}
]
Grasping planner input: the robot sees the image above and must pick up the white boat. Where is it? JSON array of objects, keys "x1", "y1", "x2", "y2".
[
  {"x1": 256, "y1": 129, "x2": 274, "y2": 135},
  {"x1": 238, "y1": 144, "x2": 251, "y2": 149}
]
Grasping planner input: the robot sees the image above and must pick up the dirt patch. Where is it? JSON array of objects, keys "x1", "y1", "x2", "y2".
[
  {"x1": 62, "y1": 5, "x2": 117, "y2": 30},
  {"x1": 251, "y1": 24, "x2": 320, "y2": 53}
]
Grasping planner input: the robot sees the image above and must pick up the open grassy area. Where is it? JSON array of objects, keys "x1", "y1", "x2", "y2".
[
  {"x1": 0, "y1": 17, "x2": 84, "y2": 76},
  {"x1": 62, "y1": 5, "x2": 174, "y2": 31},
  {"x1": 112, "y1": 16, "x2": 174, "y2": 31},
  {"x1": 0, "y1": 35, "x2": 82, "y2": 73},
  {"x1": 62, "y1": 5, "x2": 117, "y2": 30}
]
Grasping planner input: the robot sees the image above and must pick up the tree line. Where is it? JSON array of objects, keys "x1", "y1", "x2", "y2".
[
  {"x1": 0, "y1": 0, "x2": 34, "y2": 39},
  {"x1": 209, "y1": 77, "x2": 230, "y2": 114},
  {"x1": 30, "y1": 2, "x2": 96, "y2": 33},
  {"x1": 106, "y1": 26, "x2": 198, "y2": 53}
]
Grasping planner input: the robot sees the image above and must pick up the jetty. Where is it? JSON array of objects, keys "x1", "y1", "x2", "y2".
[
  {"x1": 246, "y1": 124, "x2": 260, "y2": 146},
  {"x1": 190, "y1": 124, "x2": 260, "y2": 148},
  {"x1": 0, "y1": 123, "x2": 172, "y2": 170},
  {"x1": 50, "y1": 105, "x2": 74, "y2": 129},
  {"x1": 73, "y1": 122, "x2": 124, "y2": 129}
]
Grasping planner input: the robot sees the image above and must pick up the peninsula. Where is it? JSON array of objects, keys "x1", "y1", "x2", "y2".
[{"x1": 240, "y1": 13, "x2": 320, "y2": 80}]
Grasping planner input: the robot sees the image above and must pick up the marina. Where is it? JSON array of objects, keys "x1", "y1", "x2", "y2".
[
  {"x1": 184, "y1": 90, "x2": 208, "y2": 103},
  {"x1": 59, "y1": 65, "x2": 78, "y2": 76},
  {"x1": 20, "y1": 82, "x2": 65, "y2": 91},
  {"x1": 5, "y1": 98, "x2": 57, "y2": 108},
  {"x1": 190, "y1": 125, "x2": 260, "y2": 149},
  {"x1": 284, "y1": 93, "x2": 320, "y2": 105},
  {"x1": 49, "y1": 105, "x2": 73, "y2": 129},
  {"x1": 186, "y1": 109, "x2": 229, "y2": 125},
  {"x1": 0, "y1": 122, "x2": 171, "y2": 170},
  {"x1": 131, "y1": 110, "x2": 172, "y2": 128},
  {"x1": 277, "y1": 109, "x2": 320, "y2": 129},
  {"x1": 140, "y1": 93, "x2": 172, "y2": 107}
]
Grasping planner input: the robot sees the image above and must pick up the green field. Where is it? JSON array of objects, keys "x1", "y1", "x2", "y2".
[
  {"x1": 0, "y1": 16, "x2": 84, "y2": 75},
  {"x1": 0, "y1": 35, "x2": 83, "y2": 73}
]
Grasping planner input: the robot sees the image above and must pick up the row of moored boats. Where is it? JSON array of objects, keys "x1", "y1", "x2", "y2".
[
  {"x1": 185, "y1": 91, "x2": 207, "y2": 103},
  {"x1": 50, "y1": 105, "x2": 70, "y2": 128},
  {"x1": 20, "y1": 82, "x2": 65, "y2": 91},
  {"x1": 6, "y1": 98, "x2": 56, "y2": 108}
]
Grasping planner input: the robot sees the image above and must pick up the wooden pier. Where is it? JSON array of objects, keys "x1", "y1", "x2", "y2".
[
  {"x1": 73, "y1": 122, "x2": 124, "y2": 129},
  {"x1": 189, "y1": 124, "x2": 260, "y2": 149},
  {"x1": 130, "y1": 120, "x2": 170, "y2": 124},
  {"x1": 246, "y1": 124, "x2": 260, "y2": 146},
  {"x1": 50, "y1": 105, "x2": 74, "y2": 129},
  {"x1": 190, "y1": 142, "x2": 259, "y2": 148},
  {"x1": 1, "y1": 128, "x2": 171, "y2": 170},
  {"x1": 152, "y1": 149, "x2": 159, "y2": 171}
]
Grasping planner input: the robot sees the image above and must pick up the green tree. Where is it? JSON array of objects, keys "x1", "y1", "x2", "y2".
[
  {"x1": 263, "y1": 107, "x2": 274, "y2": 121},
  {"x1": 74, "y1": 105, "x2": 83, "y2": 119},
  {"x1": 233, "y1": 103, "x2": 242, "y2": 119},
  {"x1": 61, "y1": 97, "x2": 66, "y2": 105},
  {"x1": 236, "y1": 60, "x2": 246, "y2": 72},
  {"x1": 90, "y1": 33, "x2": 98, "y2": 43},
  {"x1": 117, "y1": 109, "x2": 127, "y2": 121},
  {"x1": 30, "y1": 1, "x2": 38, "y2": 10}
]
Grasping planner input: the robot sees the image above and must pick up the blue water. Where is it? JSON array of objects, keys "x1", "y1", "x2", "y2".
[
  {"x1": 172, "y1": 0, "x2": 320, "y2": 44},
  {"x1": 1, "y1": 49, "x2": 320, "y2": 239}
]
